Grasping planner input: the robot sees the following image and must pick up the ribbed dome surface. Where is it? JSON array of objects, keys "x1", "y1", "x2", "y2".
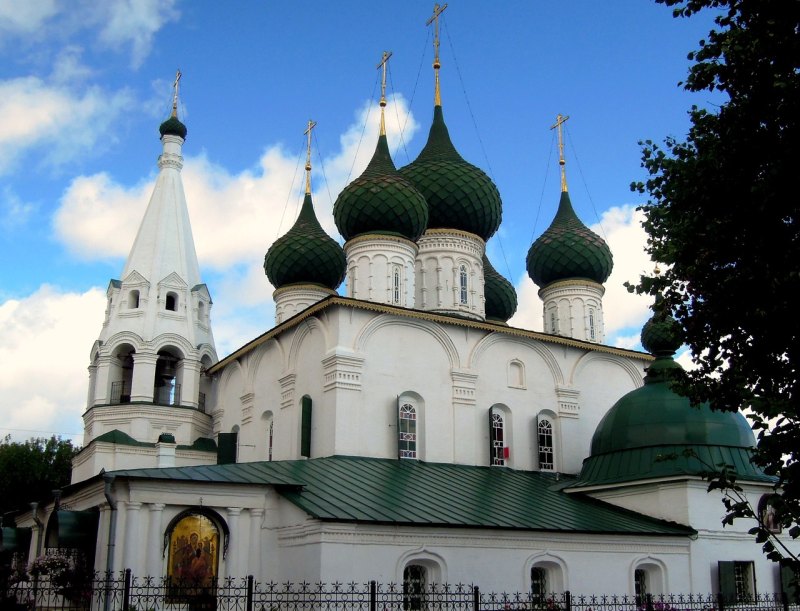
[
  {"x1": 526, "y1": 191, "x2": 613, "y2": 287},
  {"x1": 159, "y1": 115, "x2": 187, "y2": 139},
  {"x1": 333, "y1": 135, "x2": 428, "y2": 242},
  {"x1": 572, "y1": 306, "x2": 764, "y2": 487},
  {"x1": 400, "y1": 106, "x2": 502, "y2": 240},
  {"x1": 265, "y1": 193, "x2": 346, "y2": 290},
  {"x1": 483, "y1": 254, "x2": 517, "y2": 323}
]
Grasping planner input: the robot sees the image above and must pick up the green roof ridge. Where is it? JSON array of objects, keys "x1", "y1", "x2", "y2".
[
  {"x1": 526, "y1": 190, "x2": 613, "y2": 286},
  {"x1": 265, "y1": 193, "x2": 346, "y2": 290}
]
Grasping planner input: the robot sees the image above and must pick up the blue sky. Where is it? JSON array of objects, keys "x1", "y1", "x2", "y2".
[{"x1": 0, "y1": 1, "x2": 720, "y2": 443}]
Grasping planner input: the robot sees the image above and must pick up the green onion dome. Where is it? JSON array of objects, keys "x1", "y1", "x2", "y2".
[
  {"x1": 400, "y1": 106, "x2": 502, "y2": 241},
  {"x1": 483, "y1": 254, "x2": 517, "y2": 323},
  {"x1": 573, "y1": 308, "x2": 764, "y2": 486},
  {"x1": 159, "y1": 115, "x2": 187, "y2": 140},
  {"x1": 264, "y1": 193, "x2": 346, "y2": 290},
  {"x1": 333, "y1": 135, "x2": 428, "y2": 242},
  {"x1": 526, "y1": 191, "x2": 613, "y2": 287}
]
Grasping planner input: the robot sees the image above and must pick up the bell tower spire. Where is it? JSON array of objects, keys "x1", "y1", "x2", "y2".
[{"x1": 77, "y1": 72, "x2": 218, "y2": 481}]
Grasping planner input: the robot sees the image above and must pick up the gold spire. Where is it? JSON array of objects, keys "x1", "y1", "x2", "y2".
[
  {"x1": 550, "y1": 113, "x2": 570, "y2": 192},
  {"x1": 303, "y1": 119, "x2": 317, "y2": 195},
  {"x1": 376, "y1": 51, "x2": 393, "y2": 136},
  {"x1": 171, "y1": 69, "x2": 182, "y2": 118},
  {"x1": 426, "y1": 3, "x2": 448, "y2": 106}
]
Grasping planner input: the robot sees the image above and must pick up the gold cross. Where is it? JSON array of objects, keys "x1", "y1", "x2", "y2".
[
  {"x1": 304, "y1": 120, "x2": 317, "y2": 194},
  {"x1": 171, "y1": 69, "x2": 182, "y2": 117},
  {"x1": 376, "y1": 51, "x2": 392, "y2": 134},
  {"x1": 550, "y1": 114, "x2": 570, "y2": 192},
  {"x1": 426, "y1": 4, "x2": 448, "y2": 106}
]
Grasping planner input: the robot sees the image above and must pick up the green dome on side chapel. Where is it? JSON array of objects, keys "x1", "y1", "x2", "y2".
[
  {"x1": 573, "y1": 309, "x2": 765, "y2": 487},
  {"x1": 483, "y1": 254, "x2": 517, "y2": 323},
  {"x1": 526, "y1": 191, "x2": 613, "y2": 287},
  {"x1": 264, "y1": 193, "x2": 346, "y2": 290},
  {"x1": 333, "y1": 135, "x2": 428, "y2": 242},
  {"x1": 159, "y1": 115, "x2": 187, "y2": 140},
  {"x1": 400, "y1": 106, "x2": 502, "y2": 241}
]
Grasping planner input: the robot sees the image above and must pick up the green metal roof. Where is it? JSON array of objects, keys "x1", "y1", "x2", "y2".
[
  {"x1": 527, "y1": 191, "x2": 613, "y2": 287},
  {"x1": 333, "y1": 135, "x2": 428, "y2": 242},
  {"x1": 264, "y1": 192, "x2": 346, "y2": 290},
  {"x1": 483, "y1": 254, "x2": 517, "y2": 323},
  {"x1": 400, "y1": 105, "x2": 502, "y2": 241},
  {"x1": 110, "y1": 456, "x2": 692, "y2": 536},
  {"x1": 159, "y1": 115, "x2": 187, "y2": 139}
]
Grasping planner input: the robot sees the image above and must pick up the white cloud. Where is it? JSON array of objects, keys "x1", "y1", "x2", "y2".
[
  {"x1": 0, "y1": 76, "x2": 134, "y2": 174},
  {"x1": 509, "y1": 205, "x2": 653, "y2": 347},
  {"x1": 54, "y1": 95, "x2": 418, "y2": 271},
  {"x1": 0, "y1": 0, "x2": 58, "y2": 33},
  {"x1": 97, "y1": 0, "x2": 180, "y2": 69},
  {"x1": 0, "y1": 285, "x2": 106, "y2": 444}
]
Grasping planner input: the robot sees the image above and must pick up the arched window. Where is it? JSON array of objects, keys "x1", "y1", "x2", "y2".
[
  {"x1": 528, "y1": 559, "x2": 565, "y2": 599},
  {"x1": 393, "y1": 266, "x2": 401, "y2": 304},
  {"x1": 758, "y1": 494, "x2": 781, "y2": 533},
  {"x1": 166, "y1": 292, "x2": 178, "y2": 311},
  {"x1": 550, "y1": 310, "x2": 558, "y2": 334},
  {"x1": 634, "y1": 560, "x2": 665, "y2": 598},
  {"x1": 398, "y1": 402, "x2": 417, "y2": 459},
  {"x1": 490, "y1": 408, "x2": 506, "y2": 466},
  {"x1": 129, "y1": 290, "x2": 140, "y2": 309},
  {"x1": 403, "y1": 564, "x2": 427, "y2": 611},
  {"x1": 508, "y1": 360, "x2": 525, "y2": 388},
  {"x1": 198, "y1": 301, "x2": 205, "y2": 321},
  {"x1": 166, "y1": 512, "x2": 220, "y2": 592},
  {"x1": 262, "y1": 411, "x2": 274, "y2": 462},
  {"x1": 459, "y1": 265, "x2": 468, "y2": 305},
  {"x1": 588, "y1": 308, "x2": 596, "y2": 340},
  {"x1": 538, "y1": 418, "x2": 554, "y2": 471}
]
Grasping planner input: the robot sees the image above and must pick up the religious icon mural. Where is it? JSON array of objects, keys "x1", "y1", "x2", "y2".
[{"x1": 167, "y1": 512, "x2": 219, "y2": 600}]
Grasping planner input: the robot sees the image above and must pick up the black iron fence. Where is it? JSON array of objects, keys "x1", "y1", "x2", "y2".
[{"x1": 1, "y1": 572, "x2": 797, "y2": 611}]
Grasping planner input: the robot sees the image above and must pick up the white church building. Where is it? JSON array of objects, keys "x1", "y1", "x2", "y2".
[{"x1": 3, "y1": 23, "x2": 797, "y2": 602}]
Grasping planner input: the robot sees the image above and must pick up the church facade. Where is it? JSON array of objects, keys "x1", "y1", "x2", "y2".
[{"x1": 3, "y1": 27, "x2": 796, "y2": 600}]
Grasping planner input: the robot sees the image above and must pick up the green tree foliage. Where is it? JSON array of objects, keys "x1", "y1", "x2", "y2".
[
  {"x1": 0, "y1": 436, "x2": 78, "y2": 517},
  {"x1": 631, "y1": 0, "x2": 800, "y2": 561}
]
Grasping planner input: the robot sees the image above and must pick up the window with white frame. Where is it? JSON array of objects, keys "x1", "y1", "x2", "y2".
[
  {"x1": 459, "y1": 265, "x2": 468, "y2": 305},
  {"x1": 538, "y1": 418, "x2": 554, "y2": 471},
  {"x1": 550, "y1": 310, "x2": 558, "y2": 334},
  {"x1": 490, "y1": 408, "x2": 506, "y2": 466},
  {"x1": 398, "y1": 402, "x2": 417, "y2": 459},
  {"x1": 589, "y1": 308, "x2": 596, "y2": 340},
  {"x1": 129, "y1": 290, "x2": 140, "y2": 309}
]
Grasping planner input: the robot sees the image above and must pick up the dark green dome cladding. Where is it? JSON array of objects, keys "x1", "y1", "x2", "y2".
[
  {"x1": 159, "y1": 115, "x2": 187, "y2": 139},
  {"x1": 400, "y1": 106, "x2": 502, "y2": 240},
  {"x1": 333, "y1": 135, "x2": 428, "y2": 242},
  {"x1": 483, "y1": 254, "x2": 517, "y2": 323},
  {"x1": 526, "y1": 191, "x2": 613, "y2": 287},
  {"x1": 265, "y1": 193, "x2": 346, "y2": 290},
  {"x1": 590, "y1": 357, "x2": 756, "y2": 457},
  {"x1": 641, "y1": 309, "x2": 683, "y2": 356}
]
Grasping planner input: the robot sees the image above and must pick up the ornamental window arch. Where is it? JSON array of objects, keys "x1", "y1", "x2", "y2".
[
  {"x1": 632, "y1": 557, "x2": 666, "y2": 598},
  {"x1": 508, "y1": 359, "x2": 526, "y2": 388},
  {"x1": 525, "y1": 553, "x2": 567, "y2": 601}
]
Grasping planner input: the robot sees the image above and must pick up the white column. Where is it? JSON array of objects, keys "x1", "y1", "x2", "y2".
[
  {"x1": 131, "y1": 353, "x2": 158, "y2": 402},
  {"x1": 248, "y1": 509, "x2": 264, "y2": 579},
  {"x1": 226, "y1": 508, "x2": 242, "y2": 578},
  {"x1": 123, "y1": 502, "x2": 143, "y2": 575},
  {"x1": 147, "y1": 503, "x2": 166, "y2": 578}
]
